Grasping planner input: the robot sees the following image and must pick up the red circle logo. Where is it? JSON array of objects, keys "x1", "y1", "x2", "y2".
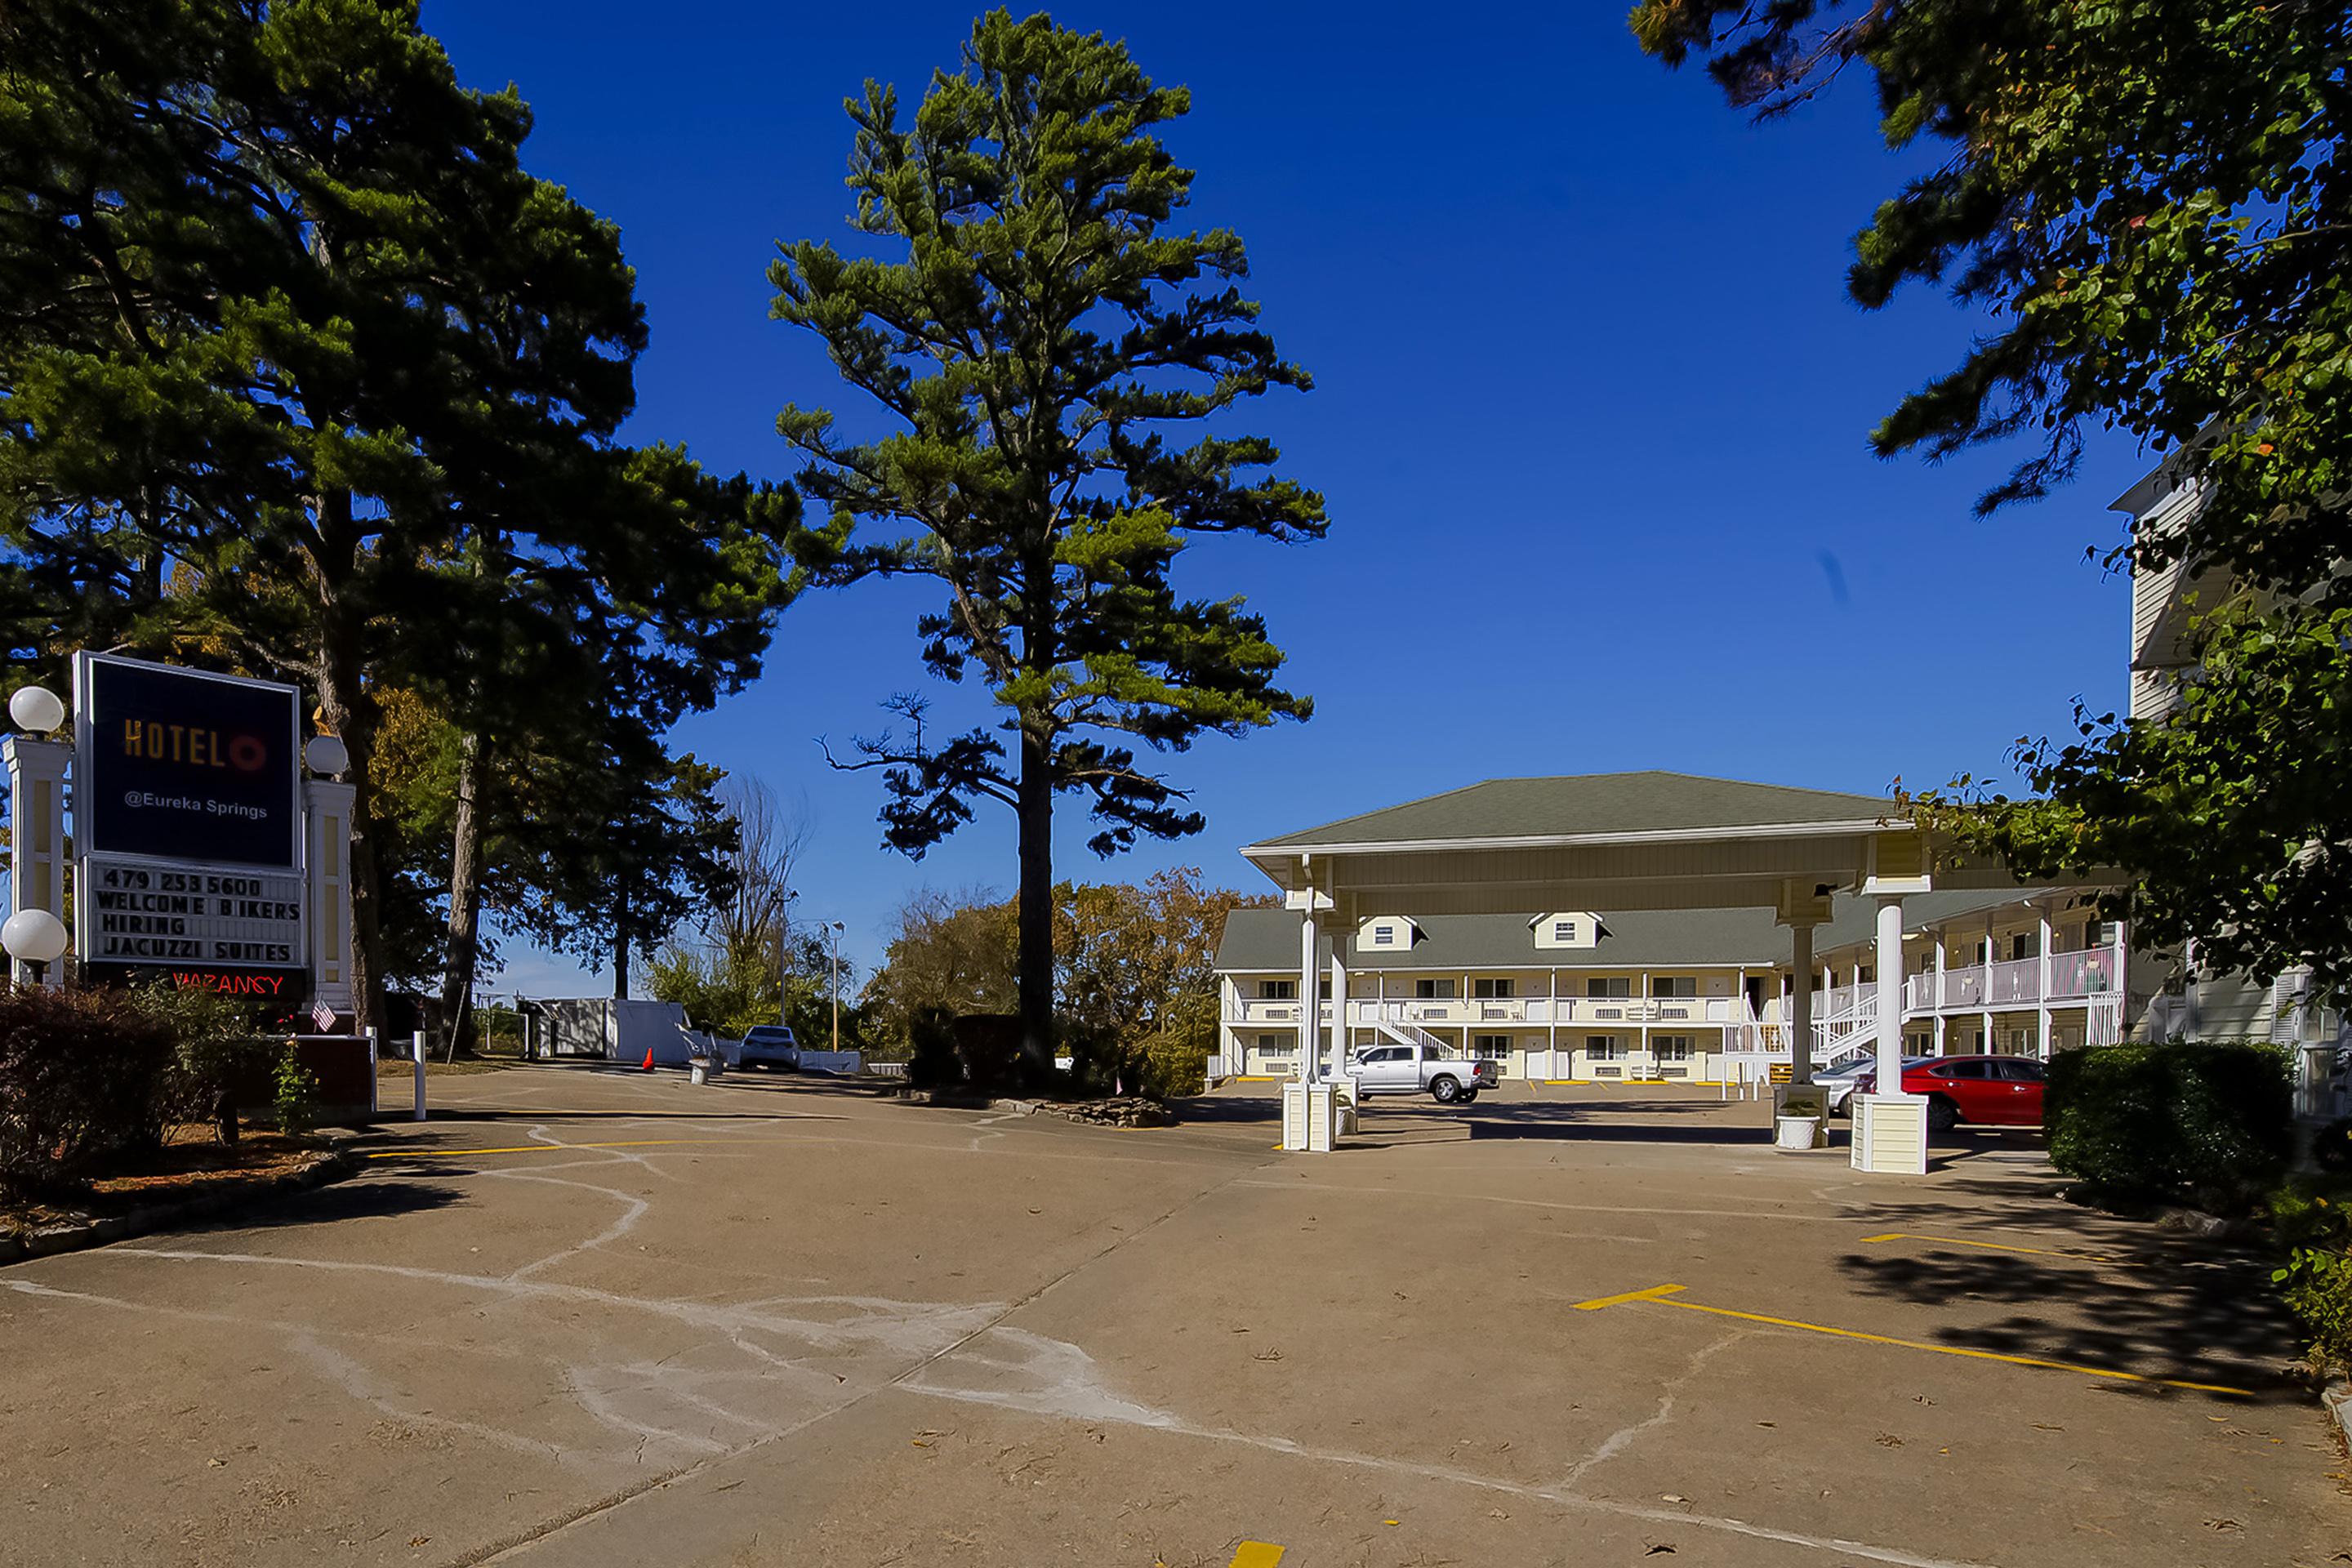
[{"x1": 227, "y1": 734, "x2": 268, "y2": 772}]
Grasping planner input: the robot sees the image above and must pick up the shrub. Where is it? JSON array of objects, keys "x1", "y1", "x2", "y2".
[
  {"x1": 906, "y1": 1005, "x2": 962, "y2": 1089},
  {"x1": 126, "y1": 983, "x2": 281, "y2": 1145},
  {"x1": 0, "y1": 985, "x2": 178, "y2": 1196},
  {"x1": 2313, "y1": 1116, "x2": 2352, "y2": 1176},
  {"x1": 2272, "y1": 1245, "x2": 2352, "y2": 1376},
  {"x1": 272, "y1": 1045, "x2": 318, "y2": 1134},
  {"x1": 2046, "y1": 1040, "x2": 2293, "y2": 1209}
]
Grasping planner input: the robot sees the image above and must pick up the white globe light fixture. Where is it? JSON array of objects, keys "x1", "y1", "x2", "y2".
[
  {"x1": 304, "y1": 734, "x2": 350, "y2": 777},
  {"x1": 2, "y1": 907, "x2": 70, "y2": 964},
  {"x1": 7, "y1": 684, "x2": 65, "y2": 735}
]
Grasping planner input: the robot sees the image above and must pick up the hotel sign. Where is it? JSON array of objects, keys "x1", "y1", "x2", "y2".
[{"x1": 73, "y1": 653, "x2": 305, "y2": 973}]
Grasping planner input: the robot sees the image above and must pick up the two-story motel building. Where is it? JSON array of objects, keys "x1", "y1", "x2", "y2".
[{"x1": 1213, "y1": 777, "x2": 2138, "y2": 1085}]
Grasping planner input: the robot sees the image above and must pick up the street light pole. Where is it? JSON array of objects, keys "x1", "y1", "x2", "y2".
[{"x1": 827, "y1": 921, "x2": 844, "y2": 1054}]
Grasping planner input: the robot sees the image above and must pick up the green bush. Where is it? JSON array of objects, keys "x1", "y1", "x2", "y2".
[
  {"x1": 906, "y1": 1005, "x2": 962, "y2": 1089},
  {"x1": 0, "y1": 985, "x2": 178, "y2": 1196},
  {"x1": 2046, "y1": 1040, "x2": 2292, "y2": 1209},
  {"x1": 2273, "y1": 1245, "x2": 2352, "y2": 1376},
  {"x1": 272, "y1": 1045, "x2": 318, "y2": 1134},
  {"x1": 2313, "y1": 1116, "x2": 2352, "y2": 1175}
]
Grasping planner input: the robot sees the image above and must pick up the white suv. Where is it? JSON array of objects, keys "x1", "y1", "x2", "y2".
[{"x1": 739, "y1": 1026, "x2": 800, "y2": 1071}]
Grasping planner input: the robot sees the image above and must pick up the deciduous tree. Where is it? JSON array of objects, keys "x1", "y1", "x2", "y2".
[{"x1": 1634, "y1": 1, "x2": 2352, "y2": 986}]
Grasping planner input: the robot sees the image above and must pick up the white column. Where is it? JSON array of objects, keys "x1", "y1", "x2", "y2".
[
  {"x1": 305, "y1": 777, "x2": 358, "y2": 1015},
  {"x1": 1875, "y1": 896, "x2": 1906, "y2": 1090},
  {"x1": 1979, "y1": 914, "x2": 1996, "y2": 1052},
  {"x1": 1789, "y1": 922, "x2": 1815, "y2": 1084},
  {"x1": 1328, "y1": 943, "x2": 1348, "y2": 1078},
  {"x1": 2036, "y1": 903, "x2": 2055, "y2": 1058},
  {"x1": 1297, "y1": 906, "x2": 1319, "y2": 1086},
  {"x1": 4, "y1": 734, "x2": 70, "y2": 986},
  {"x1": 1932, "y1": 929, "x2": 1949, "y2": 1055}
]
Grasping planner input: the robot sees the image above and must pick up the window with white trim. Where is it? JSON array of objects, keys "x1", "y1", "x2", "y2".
[
  {"x1": 1553, "y1": 920, "x2": 1577, "y2": 942},
  {"x1": 1414, "y1": 978, "x2": 1459, "y2": 1000},
  {"x1": 1260, "y1": 979, "x2": 1295, "y2": 1000},
  {"x1": 1653, "y1": 1035, "x2": 1694, "y2": 1062},
  {"x1": 1586, "y1": 977, "x2": 1632, "y2": 999},
  {"x1": 1584, "y1": 1035, "x2": 1621, "y2": 1061},
  {"x1": 1652, "y1": 976, "x2": 1699, "y2": 1000},
  {"x1": 1472, "y1": 978, "x2": 1516, "y2": 1000}
]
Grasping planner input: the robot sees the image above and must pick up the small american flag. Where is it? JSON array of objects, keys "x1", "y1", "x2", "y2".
[{"x1": 310, "y1": 998, "x2": 336, "y2": 1032}]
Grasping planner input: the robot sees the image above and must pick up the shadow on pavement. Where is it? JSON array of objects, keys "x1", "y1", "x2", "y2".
[
  {"x1": 168, "y1": 1178, "x2": 467, "y2": 1238},
  {"x1": 1834, "y1": 1231, "x2": 2302, "y2": 1402}
]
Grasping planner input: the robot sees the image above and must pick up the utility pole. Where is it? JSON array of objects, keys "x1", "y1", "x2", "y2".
[{"x1": 827, "y1": 920, "x2": 845, "y2": 1053}]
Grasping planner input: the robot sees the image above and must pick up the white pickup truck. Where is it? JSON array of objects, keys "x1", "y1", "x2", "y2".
[{"x1": 1347, "y1": 1041, "x2": 1498, "y2": 1104}]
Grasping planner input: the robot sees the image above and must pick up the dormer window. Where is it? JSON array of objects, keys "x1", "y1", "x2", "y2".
[
  {"x1": 1553, "y1": 920, "x2": 1576, "y2": 942},
  {"x1": 1374, "y1": 927, "x2": 1395, "y2": 946}
]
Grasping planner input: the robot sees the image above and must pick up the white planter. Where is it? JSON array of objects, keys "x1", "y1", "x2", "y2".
[
  {"x1": 1774, "y1": 1114, "x2": 1821, "y2": 1152},
  {"x1": 688, "y1": 1059, "x2": 710, "y2": 1086}
]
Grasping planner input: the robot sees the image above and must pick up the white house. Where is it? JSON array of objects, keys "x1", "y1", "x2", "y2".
[{"x1": 2114, "y1": 462, "x2": 2344, "y2": 1056}]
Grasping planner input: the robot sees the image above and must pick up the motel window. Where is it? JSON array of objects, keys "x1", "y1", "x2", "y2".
[
  {"x1": 1586, "y1": 977, "x2": 1632, "y2": 999},
  {"x1": 1257, "y1": 1035, "x2": 1291, "y2": 1055},
  {"x1": 1472, "y1": 978, "x2": 1516, "y2": 1000},
  {"x1": 1260, "y1": 979, "x2": 1295, "y2": 1000},
  {"x1": 1653, "y1": 976, "x2": 1699, "y2": 1000},
  {"x1": 1654, "y1": 1036, "x2": 1693, "y2": 1062},
  {"x1": 1414, "y1": 978, "x2": 1458, "y2": 1000},
  {"x1": 1586, "y1": 1036, "x2": 1621, "y2": 1061},
  {"x1": 1318, "y1": 979, "x2": 1330, "y2": 1000},
  {"x1": 2010, "y1": 933, "x2": 2038, "y2": 961}
]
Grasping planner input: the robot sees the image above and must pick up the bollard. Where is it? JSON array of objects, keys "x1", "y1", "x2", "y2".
[{"x1": 412, "y1": 1028, "x2": 427, "y2": 1122}]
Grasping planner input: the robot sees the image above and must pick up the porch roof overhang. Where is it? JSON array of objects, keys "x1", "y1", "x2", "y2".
[{"x1": 1236, "y1": 774, "x2": 2117, "y2": 919}]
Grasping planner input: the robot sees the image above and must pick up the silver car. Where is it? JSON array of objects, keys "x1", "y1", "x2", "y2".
[{"x1": 739, "y1": 1025, "x2": 800, "y2": 1071}]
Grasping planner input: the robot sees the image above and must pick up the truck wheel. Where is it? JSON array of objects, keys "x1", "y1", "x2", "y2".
[
  {"x1": 1459, "y1": 1089, "x2": 1481, "y2": 1103},
  {"x1": 1431, "y1": 1076, "x2": 1462, "y2": 1104},
  {"x1": 1927, "y1": 1095, "x2": 1960, "y2": 1134}
]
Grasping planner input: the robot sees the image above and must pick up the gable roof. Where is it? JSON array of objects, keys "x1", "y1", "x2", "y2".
[{"x1": 1245, "y1": 772, "x2": 1899, "y2": 852}]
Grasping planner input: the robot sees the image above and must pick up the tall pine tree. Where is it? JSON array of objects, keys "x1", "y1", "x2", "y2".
[{"x1": 772, "y1": 11, "x2": 1325, "y2": 1074}]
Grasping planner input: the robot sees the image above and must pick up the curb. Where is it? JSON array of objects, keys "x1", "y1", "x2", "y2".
[
  {"x1": 0, "y1": 1130, "x2": 359, "y2": 1268},
  {"x1": 2324, "y1": 1379, "x2": 2351, "y2": 1450}
]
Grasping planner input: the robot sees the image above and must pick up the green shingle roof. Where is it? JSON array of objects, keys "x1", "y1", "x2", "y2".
[{"x1": 1247, "y1": 772, "x2": 1900, "y2": 850}]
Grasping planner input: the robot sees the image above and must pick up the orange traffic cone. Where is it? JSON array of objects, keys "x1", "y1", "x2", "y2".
[{"x1": 639, "y1": 1045, "x2": 655, "y2": 1071}]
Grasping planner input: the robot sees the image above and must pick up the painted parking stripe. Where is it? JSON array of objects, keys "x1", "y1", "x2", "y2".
[
  {"x1": 1575, "y1": 1281, "x2": 2253, "y2": 1396},
  {"x1": 1860, "y1": 1231, "x2": 2136, "y2": 1267},
  {"x1": 1229, "y1": 1544, "x2": 1285, "y2": 1568}
]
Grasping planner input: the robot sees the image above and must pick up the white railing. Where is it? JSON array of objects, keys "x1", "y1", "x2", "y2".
[{"x1": 2048, "y1": 948, "x2": 2123, "y2": 1000}]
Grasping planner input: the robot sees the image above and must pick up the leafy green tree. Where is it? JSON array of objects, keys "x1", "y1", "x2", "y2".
[
  {"x1": 772, "y1": 11, "x2": 1327, "y2": 1074},
  {"x1": 0, "y1": 2, "x2": 793, "y2": 1035},
  {"x1": 1633, "y1": 1, "x2": 2352, "y2": 987}
]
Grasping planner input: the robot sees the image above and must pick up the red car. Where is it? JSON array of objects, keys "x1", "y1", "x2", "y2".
[{"x1": 1851, "y1": 1054, "x2": 2046, "y2": 1133}]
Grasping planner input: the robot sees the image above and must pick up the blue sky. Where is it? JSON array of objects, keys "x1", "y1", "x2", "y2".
[{"x1": 420, "y1": 2, "x2": 2148, "y2": 997}]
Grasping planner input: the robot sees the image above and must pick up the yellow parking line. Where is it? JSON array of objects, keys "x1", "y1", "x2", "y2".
[
  {"x1": 1576, "y1": 1281, "x2": 2252, "y2": 1396},
  {"x1": 1572, "y1": 1283, "x2": 1687, "y2": 1311},
  {"x1": 367, "y1": 1138, "x2": 743, "y2": 1159},
  {"x1": 1860, "y1": 1231, "x2": 2135, "y2": 1267},
  {"x1": 1230, "y1": 1544, "x2": 1285, "y2": 1568}
]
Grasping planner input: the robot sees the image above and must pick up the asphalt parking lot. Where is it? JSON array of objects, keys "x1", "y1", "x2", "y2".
[{"x1": 2, "y1": 1069, "x2": 2342, "y2": 1567}]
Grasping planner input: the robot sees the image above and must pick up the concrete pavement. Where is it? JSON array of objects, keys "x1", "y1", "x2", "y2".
[{"x1": 2, "y1": 1069, "x2": 2341, "y2": 1566}]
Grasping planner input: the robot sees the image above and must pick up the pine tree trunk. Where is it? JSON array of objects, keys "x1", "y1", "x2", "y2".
[
  {"x1": 1015, "y1": 724, "x2": 1055, "y2": 1080},
  {"x1": 436, "y1": 725, "x2": 484, "y2": 1059},
  {"x1": 310, "y1": 493, "x2": 388, "y2": 1042},
  {"x1": 613, "y1": 881, "x2": 632, "y2": 1000}
]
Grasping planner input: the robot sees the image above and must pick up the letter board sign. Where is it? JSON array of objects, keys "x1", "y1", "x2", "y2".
[{"x1": 72, "y1": 653, "x2": 305, "y2": 973}]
